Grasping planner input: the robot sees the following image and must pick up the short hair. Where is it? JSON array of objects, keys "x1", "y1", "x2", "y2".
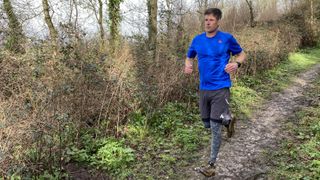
[{"x1": 204, "y1": 8, "x2": 222, "y2": 20}]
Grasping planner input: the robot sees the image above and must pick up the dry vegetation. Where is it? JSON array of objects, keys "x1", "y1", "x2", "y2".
[{"x1": 0, "y1": 0, "x2": 319, "y2": 177}]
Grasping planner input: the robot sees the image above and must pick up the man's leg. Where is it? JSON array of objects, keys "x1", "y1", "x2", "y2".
[
  {"x1": 197, "y1": 119, "x2": 221, "y2": 177},
  {"x1": 198, "y1": 88, "x2": 232, "y2": 177},
  {"x1": 200, "y1": 91, "x2": 211, "y2": 128},
  {"x1": 209, "y1": 119, "x2": 222, "y2": 164},
  {"x1": 196, "y1": 91, "x2": 216, "y2": 176},
  {"x1": 209, "y1": 88, "x2": 229, "y2": 163}
]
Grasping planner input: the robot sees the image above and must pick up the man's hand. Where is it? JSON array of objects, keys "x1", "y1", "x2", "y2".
[
  {"x1": 224, "y1": 62, "x2": 238, "y2": 74},
  {"x1": 184, "y1": 65, "x2": 193, "y2": 74}
]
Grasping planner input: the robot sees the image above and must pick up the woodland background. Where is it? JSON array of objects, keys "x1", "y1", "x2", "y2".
[{"x1": 0, "y1": 0, "x2": 319, "y2": 178}]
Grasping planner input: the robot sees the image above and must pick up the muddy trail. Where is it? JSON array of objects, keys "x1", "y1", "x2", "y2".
[{"x1": 185, "y1": 64, "x2": 320, "y2": 180}]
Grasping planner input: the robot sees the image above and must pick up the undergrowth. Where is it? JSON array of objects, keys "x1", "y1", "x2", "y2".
[
  {"x1": 269, "y1": 77, "x2": 320, "y2": 179},
  {"x1": 2, "y1": 45, "x2": 319, "y2": 180},
  {"x1": 232, "y1": 48, "x2": 320, "y2": 118}
]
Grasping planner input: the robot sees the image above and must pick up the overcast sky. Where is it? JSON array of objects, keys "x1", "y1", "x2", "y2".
[
  {"x1": 5, "y1": 0, "x2": 193, "y2": 39},
  {"x1": 2, "y1": 0, "x2": 288, "y2": 40}
]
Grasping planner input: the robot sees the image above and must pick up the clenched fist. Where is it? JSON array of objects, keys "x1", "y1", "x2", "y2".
[
  {"x1": 184, "y1": 65, "x2": 193, "y2": 74},
  {"x1": 224, "y1": 63, "x2": 238, "y2": 74}
]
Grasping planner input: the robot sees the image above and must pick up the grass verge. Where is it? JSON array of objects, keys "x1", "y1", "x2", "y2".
[
  {"x1": 268, "y1": 77, "x2": 320, "y2": 179},
  {"x1": 232, "y1": 48, "x2": 320, "y2": 118},
  {"x1": 7, "y1": 48, "x2": 319, "y2": 179},
  {"x1": 116, "y1": 48, "x2": 320, "y2": 178},
  {"x1": 66, "y1": 48, "x2": 320, "y2": 179}
]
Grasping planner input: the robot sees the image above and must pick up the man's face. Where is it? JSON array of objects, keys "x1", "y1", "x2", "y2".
[{"x1": 204, "y1": 14, "x2": 220, "y2": 33}]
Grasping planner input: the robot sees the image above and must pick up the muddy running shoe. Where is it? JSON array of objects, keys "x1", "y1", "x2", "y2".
[
  {"x1": 194, "y1": 162, "x2": 216, "y2": 177},
  {"x1": 226, "y1": 116, "x2": 236, "y2": 138}
]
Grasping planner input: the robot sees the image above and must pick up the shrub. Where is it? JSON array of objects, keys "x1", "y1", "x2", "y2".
[{"x1": 68, "y1": 137, "x2": 135, "y2": 175}]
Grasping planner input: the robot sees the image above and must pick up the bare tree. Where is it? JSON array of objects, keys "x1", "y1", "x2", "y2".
[
  {"x1": 147, "y1": 0, "x2": 158, "y2": 60},
  {"x1": 98, "y1": 0, "x2": 105, "y2": 46},
  {"x1": 108, "y1": 0, "x2": 123, "y2": 55},
  {"x1": 158, "y1": 0, "x2": 188, "y2": 56},
  {"x1": 175, "y1": 0, "x2": 188, "y2": 58},
  {"x1": 163, "y1": 0, "x2": 174, "y2": 37},
  {"x1": 66, "y1": 0, "x2": 84, "y2": 42},
  {"x1": 196, "y1": 0, "x2": 208, "y2": 32},
  {"x1": 69, "y1": 0, "x2": 79, "y2": 29},
  {"x1": 42, "y1": 0, "x2": 59, "y2": 47},
  {"x1": 245, "y1": 0, "x2": 255, "y2": 27},
  {"x1": 310, "y1": 0, "x2": 314, "y2": 27},
  {"x1": 3, "y1": 0, "x2": 24, "y2": 52},
  {"x1": 81, "y1": 0, "x2": 105, "y2": 48}
]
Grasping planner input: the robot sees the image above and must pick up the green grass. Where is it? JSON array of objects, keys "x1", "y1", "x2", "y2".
[
  {"x1": 66, "y1": 136, "x2": 135, "y2": 178},
  {"x1": 125, "y1": 102, "x2": 209, "y2": 179},
  {"x1": 231, "y1": 85, "x2": 262, "y2": 118},
  {"x1": 16, "y1": 48, "x2": 318, "y2": 179},
  {"x1": 103, "y1": 48, "x2": 320, "y2": 179},
  {"x1": 124, "y1": 48, "x2": 320, "y2": 178},
  {"x1": 269, "y1": 77, "x2": 320, "y2": 179},
  {"x1": 232, "y1": 48, "x2": 320, "y2": 118}
]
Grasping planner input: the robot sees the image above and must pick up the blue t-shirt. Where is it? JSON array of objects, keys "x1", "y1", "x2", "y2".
[{"x1": 187, "y1": 31, "x2": 243, "y2": 90}]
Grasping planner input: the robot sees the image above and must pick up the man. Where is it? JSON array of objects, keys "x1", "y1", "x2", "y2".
[{"x1": 184, "y1": 8, "x2": 246, "y2": 177}]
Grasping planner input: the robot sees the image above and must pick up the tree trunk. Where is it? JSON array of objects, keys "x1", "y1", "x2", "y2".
[
  {"x1": 86, "y1": 0, "x2": 105, "y2": 49},
  {"x1": 176, "y1": 1, "x2": 186, "y2": 58},
  {"x1": 3, "y1": 0, "x2": 25, "y2": 52},
  {"x1": 165, "y1": 0, "x2": 173, "y2": 38},
  {"x1": 310, "y1": 0, "x2": 314, "y2": 28},
  {"x1": 42, "y1": 0, "x2": 59, "y2": 46},
  {"x1": 245, "y1": 0, "x2": 255, "y2": 27},
  {"x1": 68, "y1": 0, "x2": 80, "y2": 40},
  {"x1": 147, "y1": 0, "x2": 158, "y2": 60},
  {"x1": 108, "y1": 0, "x2": 123, "y2": 56},
  {"x1": 73, "y1": 0, "x2": 79, "y2": 29},
  {"x1": 98, "y1": 0, "x2": 105, "y2": 47}
]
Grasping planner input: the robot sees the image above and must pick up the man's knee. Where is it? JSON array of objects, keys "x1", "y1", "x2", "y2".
[
  {"x1": 210, "y1": 118, "x2": 222, "y2": 124},
  {"x1": 202, "y1": 118, "x2": 211, "y2": 128}
]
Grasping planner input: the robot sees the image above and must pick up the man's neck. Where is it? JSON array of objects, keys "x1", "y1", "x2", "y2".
[{"x1": 206, "y1": 29, "x2": 219, "y2": 38}]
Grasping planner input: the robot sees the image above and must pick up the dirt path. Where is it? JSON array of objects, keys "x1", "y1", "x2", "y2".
[{"x1": 186, "y1": 63, "x2": 320, "y2": 180}]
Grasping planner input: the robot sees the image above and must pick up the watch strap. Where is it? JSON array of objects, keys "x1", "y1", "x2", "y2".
[{"x1": 236, "y1": 61, "x2": 241, "y2": 68}]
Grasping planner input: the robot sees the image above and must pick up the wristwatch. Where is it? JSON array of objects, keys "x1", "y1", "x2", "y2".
[{"x1": 236, "y1": 61, "x2": 242, "y2": 68}]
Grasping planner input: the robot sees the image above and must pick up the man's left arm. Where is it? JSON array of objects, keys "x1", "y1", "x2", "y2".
[{"x1": 224, "y1": 51, "x2": 246, "y2": 74}]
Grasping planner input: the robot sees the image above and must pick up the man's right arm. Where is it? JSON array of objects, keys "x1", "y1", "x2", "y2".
[
  {"x1": 184, "y1": 57, "x2": 194, "y2": 74},
  {"x1": 185, "y1": 36, "x2": 197, "y2": 74}
]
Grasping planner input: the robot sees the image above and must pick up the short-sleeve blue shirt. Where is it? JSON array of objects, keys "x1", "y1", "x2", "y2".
[{"x1": 187, "y1": 31, "x2": 243, "y2": 90}]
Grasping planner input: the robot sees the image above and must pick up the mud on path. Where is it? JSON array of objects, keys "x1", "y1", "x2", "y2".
[{"x1": 185, "y1": 64, "x2": 320, "y2": 180}]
